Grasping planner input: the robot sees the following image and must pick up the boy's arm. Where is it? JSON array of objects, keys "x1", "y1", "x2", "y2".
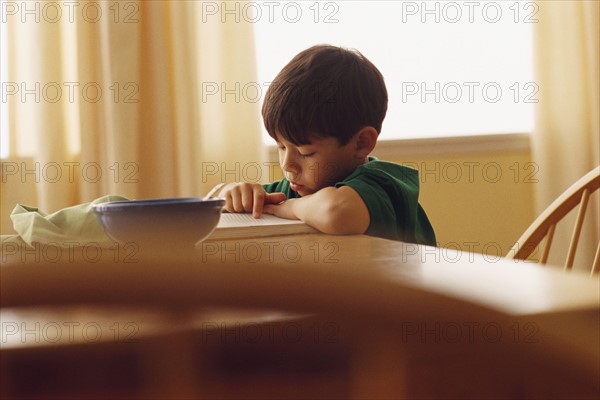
[{"x1": 263, "y1": 186, "x2": 370, "y2": 235}]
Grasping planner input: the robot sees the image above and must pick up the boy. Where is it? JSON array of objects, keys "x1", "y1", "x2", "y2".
[{"x1": 221, "y1": 45, "x2": 436, "y2": 246}]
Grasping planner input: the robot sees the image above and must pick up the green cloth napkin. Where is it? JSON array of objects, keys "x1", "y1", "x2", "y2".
[{"x1": 10, "y1": 195, "x2": 128, "y2": 247}]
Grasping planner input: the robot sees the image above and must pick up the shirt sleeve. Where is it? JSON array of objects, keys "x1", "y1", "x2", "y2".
[
  {"x1": 336, "y1": 170, "x2": 407, "y2": 241},
  {"x1": 263, "y1": 180, "x2": 284, "y2": 193},
  {"x1": 263, "y1": 178, "x2": 299, "y2": 199},
  {"x1": 338, "y1": 167, "x2": 437, "y2": 246}
]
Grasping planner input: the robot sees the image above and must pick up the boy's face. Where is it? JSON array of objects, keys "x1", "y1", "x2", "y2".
[{"x1": 275, "y1": 133, "x2": 366, "y2": 196}]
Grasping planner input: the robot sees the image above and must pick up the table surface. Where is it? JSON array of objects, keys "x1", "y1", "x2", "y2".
[
  {"x1": 2, "y1": 233, "x2": 598, "y2": 349},
  {"x1": 2, "y1": 233, "x2": 599, "y2": 399},
  {"x1": 2, "y1": 233, "x2": 598, "y2": 316}
]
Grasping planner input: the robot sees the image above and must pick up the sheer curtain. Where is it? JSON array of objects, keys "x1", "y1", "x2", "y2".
[
  {"x1": 1, "y1": 1, "x2": 264, "y2": 233},
  {"x1": 532, "y1": 0, "x2": 599, "y2": 269}
]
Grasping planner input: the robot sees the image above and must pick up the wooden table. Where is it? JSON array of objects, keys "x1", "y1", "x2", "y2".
[{"x1": 1, "y1": 234, "x2": 599, "y2": 398}]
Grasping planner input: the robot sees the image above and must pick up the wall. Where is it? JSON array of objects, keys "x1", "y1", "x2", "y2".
[
  {"x1": 394, "y1": 150, "x2": 536, "y2": 257},
  {"x1": 268, "y1": 133, "x2": 536, "y2": 257}
]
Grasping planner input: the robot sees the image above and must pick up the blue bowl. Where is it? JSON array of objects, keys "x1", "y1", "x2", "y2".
[{"x1": 93, "y1": 197, "x2": 225, "y2": 250}]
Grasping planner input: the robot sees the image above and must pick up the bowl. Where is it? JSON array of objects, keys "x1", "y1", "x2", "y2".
[{"x1": 92, "y1": 197, "x2": 225, "y2": 251}]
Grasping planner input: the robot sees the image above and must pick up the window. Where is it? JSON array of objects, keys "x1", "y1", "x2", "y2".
[
  {"x1": 1, "y1": 0, "x2": 537, "y2": 156},
  {"x1": 253, "y1": 0, "x2": 535, "y2": 143}
]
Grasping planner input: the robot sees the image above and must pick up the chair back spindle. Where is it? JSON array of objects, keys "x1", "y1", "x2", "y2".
[{"x1": 508, "y1": 167, "x2": 600, "y2": 274}]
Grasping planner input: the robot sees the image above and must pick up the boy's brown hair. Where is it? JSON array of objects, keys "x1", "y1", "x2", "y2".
[{"x1": 262, "y1": 44, "x2": 388, "y2": 146}]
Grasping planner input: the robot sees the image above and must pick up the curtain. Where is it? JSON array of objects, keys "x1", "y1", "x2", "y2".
[
  {"x1": 532, "y1": 0, "x2": 599, "y2": 269},
  {"x1": 1, "y1": 1, "x2": 264, "y2": 233}
]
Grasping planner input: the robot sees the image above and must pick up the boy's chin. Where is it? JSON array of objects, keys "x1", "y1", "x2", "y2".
[
  {"x1": 298, "y1": 185, "x2": 327, "y2": 196},
  {"x1": 295, "y1": 187, "x2": 314, "y2": 196}
]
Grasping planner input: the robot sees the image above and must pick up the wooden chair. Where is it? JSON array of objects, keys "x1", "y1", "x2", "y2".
[{"x1": 507, "y1": 167, "x2": 600, "y2": 274}]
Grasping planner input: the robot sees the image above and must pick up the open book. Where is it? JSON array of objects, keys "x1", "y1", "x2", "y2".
[{"x1": 207, "y1": 213, "x2": 318, "y2": 240}]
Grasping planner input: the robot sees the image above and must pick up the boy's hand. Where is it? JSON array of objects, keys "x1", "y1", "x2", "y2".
[{"x1": 221, "y1": 182, "x2": 286, "y2": 218}]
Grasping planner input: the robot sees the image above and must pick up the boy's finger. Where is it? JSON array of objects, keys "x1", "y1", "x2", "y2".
[
  {"x1": 264, "y1": 192, "x2": 286, "y2": 205},
  {"x1": 224, "y1": 191, "x2": 235, "y2": 212},
  {"x1": 231, "y1": 188, "x2": 244, "y2": 212},
  {"x1": 241, "y1": 187, "x2": 254, "y2": 212},
  {"x1": 252, "y1": 188, "x2": 265, "y2": 218}
]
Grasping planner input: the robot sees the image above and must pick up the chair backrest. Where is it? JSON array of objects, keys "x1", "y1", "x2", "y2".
[{"x1": 507, "y1": 167, "x2": 600, "y2": 274}]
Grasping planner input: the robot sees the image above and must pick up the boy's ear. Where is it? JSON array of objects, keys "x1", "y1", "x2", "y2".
[{"x1": 353, "y1": 126, "x2": 378, "y2": 158}]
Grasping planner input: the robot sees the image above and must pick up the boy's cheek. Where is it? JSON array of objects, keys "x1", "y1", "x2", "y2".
[{"x1": 307, "y1": 162, "x2": 343, "y2": 186}]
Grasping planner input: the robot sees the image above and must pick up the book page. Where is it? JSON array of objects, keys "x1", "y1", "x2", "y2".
[
  {"x1": 217, "y1": 213, "x2": 306, "y2": 228},
  {"x1": 208, "y1": 213, "x2": 317, "y2": 240}
]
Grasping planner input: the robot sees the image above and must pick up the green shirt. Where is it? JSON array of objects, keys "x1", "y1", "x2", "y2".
[{"x1": 263, "y1": 157, "x2": 437, "y2": 246}]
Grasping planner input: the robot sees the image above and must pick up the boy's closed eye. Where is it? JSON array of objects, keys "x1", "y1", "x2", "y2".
[{"x1": 276, "y1": 142, "x2": 316, "y2": 158}]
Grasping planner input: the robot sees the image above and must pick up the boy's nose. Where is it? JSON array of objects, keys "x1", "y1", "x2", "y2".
[
  {"x1": 281, "y1": 156, "x2": 301, "y2": 181},
  {"x1": 283, "y1": 163, "x2": 301, "y2": 182}
]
